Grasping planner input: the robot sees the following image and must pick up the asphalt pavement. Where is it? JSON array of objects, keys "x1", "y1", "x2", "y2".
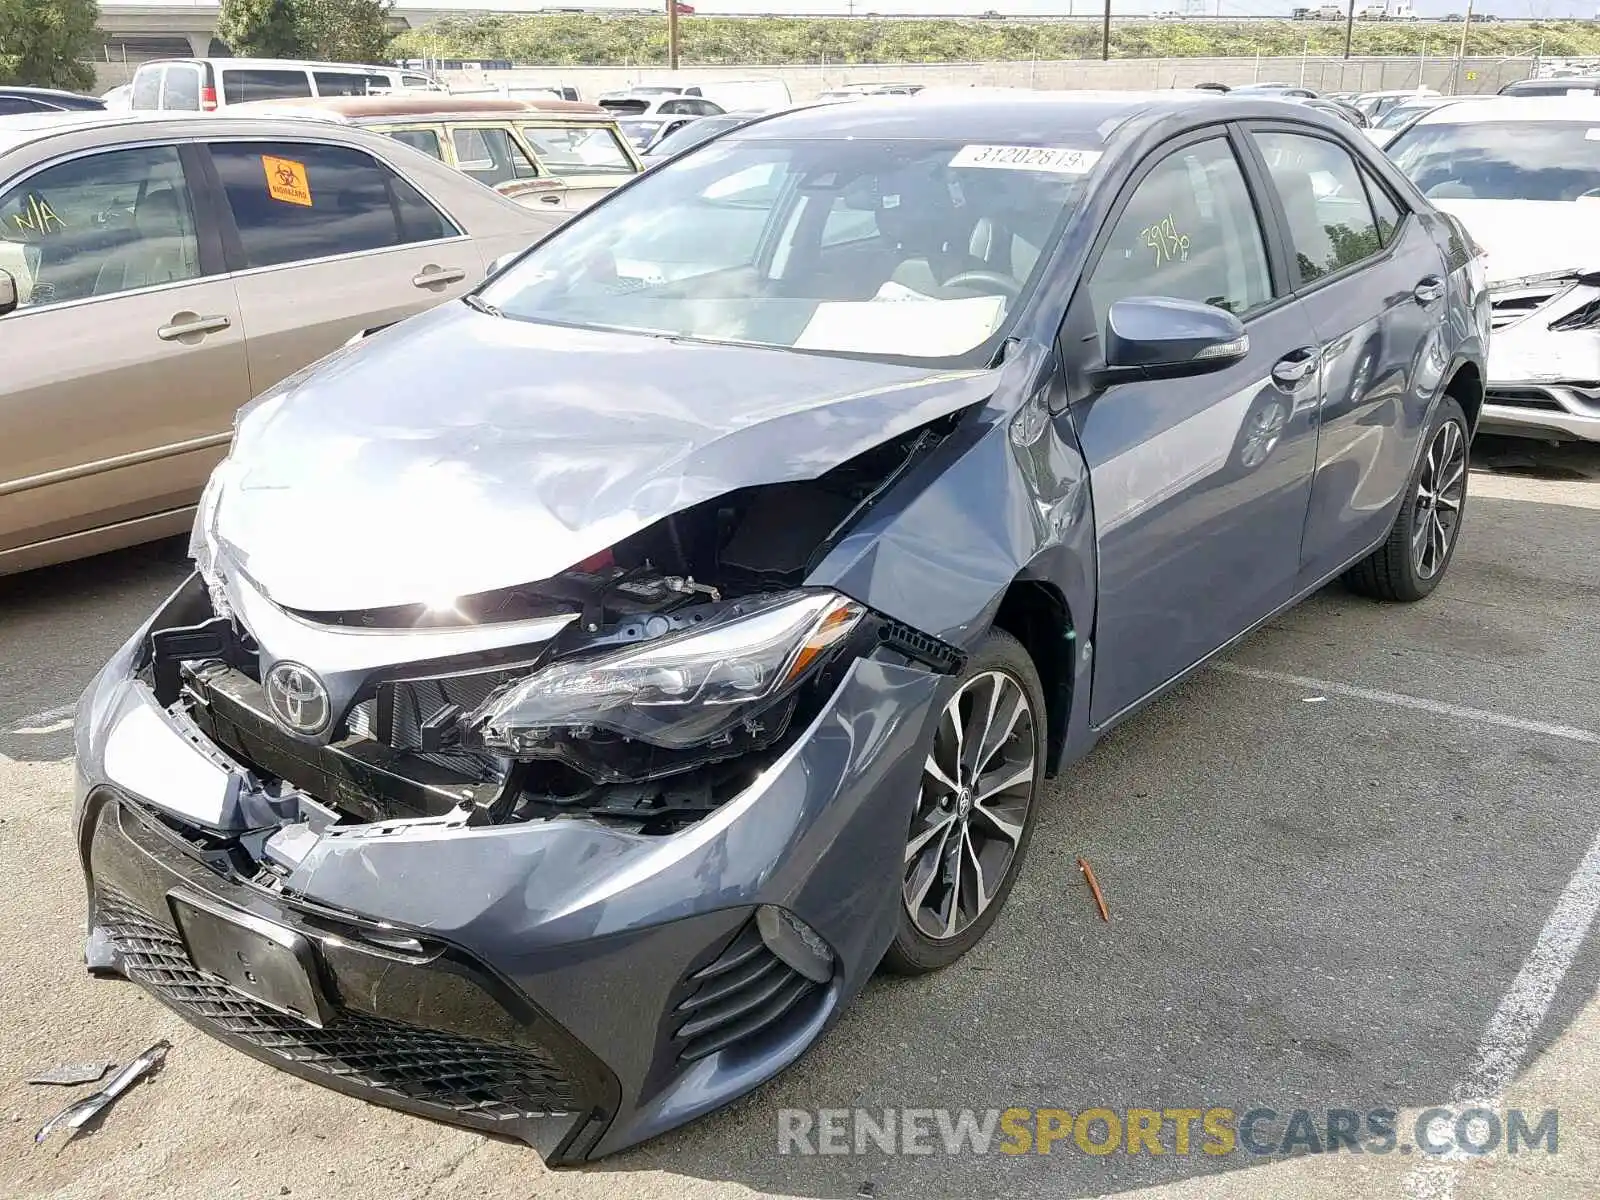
[{"x1": 0, "y1": 435, "x2": 1597, "y2": 1200}]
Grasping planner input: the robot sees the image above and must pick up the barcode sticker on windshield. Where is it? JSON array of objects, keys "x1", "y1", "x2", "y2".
[{"x1": 950, "y1": 145, "x2": 1103, "y2": 174}]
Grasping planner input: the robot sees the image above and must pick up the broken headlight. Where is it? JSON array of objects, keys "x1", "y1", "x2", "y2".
[{"x1": 469, "y1": 590, "x2": 864, "y2": 755}]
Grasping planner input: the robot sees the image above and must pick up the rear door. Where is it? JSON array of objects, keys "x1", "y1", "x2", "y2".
[
  {"x1": 1243, "y1": 125, "x2": 1446, "y2": 583},
  {"x1": 202, "y1": 137, "x2": 483, "y2": 395},
  {"x1": 446, "y1": 123, "x2": 565, "y2": 211},
  {"x1": 0, "y1": 142, "x2": 249, "y2": 560},
  {"x1": 516, "y1": 122, "x2": 639, "y2": 212},
  {"x1": 1067, "y1": 129, "x2": 1324, "y2": 724}
]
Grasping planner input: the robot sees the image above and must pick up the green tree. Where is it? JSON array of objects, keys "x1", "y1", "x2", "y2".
[
  {"x1": 0, "y1": 0, "x2": 99, "y2": 92},
  {"x1": 217, "y1": 0, "x2": 308, "y2": 58},
  {"x1": 303, "y1": 0, "x2": 394, "y2": 64}
]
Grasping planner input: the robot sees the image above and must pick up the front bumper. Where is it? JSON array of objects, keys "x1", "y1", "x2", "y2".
[
  {"x1": 1481, "y1": 382, "x2": 1600, "y2": 442},
  {"x1": 73, "y1": 617, "x2": 945, "y2": 1160}
]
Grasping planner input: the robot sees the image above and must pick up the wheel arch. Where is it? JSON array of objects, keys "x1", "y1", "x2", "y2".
[
  {"x1": 990, "y1": 578, "x2": 1076, "y2": 777},
  {"x1": 1445, "y1": 359, "x2": 1484, "y2": 437}
]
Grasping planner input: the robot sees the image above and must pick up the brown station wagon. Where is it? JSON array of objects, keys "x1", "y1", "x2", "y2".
[
  {"x1": 228, "y1": 95, "x2": 644, "y2": 215},
  {"x1": 0, "y1": 110, "x2": 560, "y2": 575}
]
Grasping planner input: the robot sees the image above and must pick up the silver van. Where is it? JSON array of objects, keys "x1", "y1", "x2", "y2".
[{"x1": 129, "y1": 58, "x2": 445, "y2": 113}]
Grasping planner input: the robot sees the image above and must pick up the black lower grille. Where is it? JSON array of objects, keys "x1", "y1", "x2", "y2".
[
  {"x1": 97, "y1": 889, "x2": 578, "y2": 1122},
  {"x1": 671, "y1": 920, "x2": 821, "y2": 1063},
  {"x1": 1487, "y1": 387, "x2": 1565, "y2": 412}
]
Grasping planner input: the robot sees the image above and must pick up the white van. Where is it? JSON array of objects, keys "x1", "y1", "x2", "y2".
[
  {"x1": 128, "y1": 58, "x2": 445, "y2": 112},
  {"x1": 601, "y1": 78, "x2": 791, "y2": 113}
]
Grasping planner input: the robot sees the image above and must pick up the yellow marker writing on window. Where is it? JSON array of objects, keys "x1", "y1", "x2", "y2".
[
  {"x1": 1140, "y1": 214, "x2": 1191, "y2": 267},
  {"x1": 12, "y1": 195, "x2": 66, "y2": 235},
  {"x1": 262, "y1": 155, "x2": 312, "y2": 207}
]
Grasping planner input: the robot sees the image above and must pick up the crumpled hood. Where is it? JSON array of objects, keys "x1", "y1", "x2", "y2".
[
  {"x1": 205, "y1": 302, "x2": 998, "y2": 613},
  {"x1": 1430, "y1": 199, "x2": 1600, "y2": 284}
]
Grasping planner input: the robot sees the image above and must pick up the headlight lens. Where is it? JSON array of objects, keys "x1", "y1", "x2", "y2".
[{"x1": 470, "y1": 590, "x2": 865, "y2": 753}]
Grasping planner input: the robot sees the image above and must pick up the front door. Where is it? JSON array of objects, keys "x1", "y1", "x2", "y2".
[
  {"x1": 0, "y1": 143, "x2": 249, "y2": 557},
  {"x1": 202, "y1": 138, "x2": 483, "y2": 396},
  {"x1": 1067, "y1": 131, "x2": 1323, "y2": 725}
]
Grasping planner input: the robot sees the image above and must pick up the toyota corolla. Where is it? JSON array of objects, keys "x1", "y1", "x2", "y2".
[{"x1": 73, "y1": 93, "x2": 1487, "y2": 1162}]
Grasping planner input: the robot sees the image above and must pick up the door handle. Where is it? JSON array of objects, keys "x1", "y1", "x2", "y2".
[
  {"x1": 411, "y1": 266, "x2": 467, "y2": 289},
  {"x1": 1413, "y1": 275, "x2": 1445, "y2": 305},
  {"x1": 157, "y1": 314, "x2": 230, "y2": 341},
  {"x1": 538, "y1": 194, "x2": 563, "y2": 206},
  {"x1": 1271, "y1": 347, "x2": 1320, "y2": 389}
]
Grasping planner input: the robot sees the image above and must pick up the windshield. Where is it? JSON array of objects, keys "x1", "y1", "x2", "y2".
[
  {"x1": 1375, "y1": 100, "x2": 1441, "y2": 131},
  {"x1": 479, "y1": 137, "x2": 1097, "y2": 364},
  {"x1": 649, "y1": 116, "x2": 742, "y2": 158},
  {"x1": 1392, "y1": 121, "x2": 1600, "y2": 202},
  {"x1": 617, "y1": 119, "x2": 658, "y2": 147}
]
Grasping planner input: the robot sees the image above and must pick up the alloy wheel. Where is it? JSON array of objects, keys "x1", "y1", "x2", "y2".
[
  {"x1": 1239, "y1": 400, "x2": 1289, "y2": 469},
  {"x1": 1411, "y1": 417, "x2": 1466, "y2": 580},
  {"x1": 903, "y1": 670, "x2": 1037, "y2": 941}
]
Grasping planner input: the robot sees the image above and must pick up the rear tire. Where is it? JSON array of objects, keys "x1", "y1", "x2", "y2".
[
  {"x1": 1344, "y1": 396, "x2": 1469, "y2": 603},
  {"x1": 882, "y1": 629, "x2": 1045, "y2": 976}
]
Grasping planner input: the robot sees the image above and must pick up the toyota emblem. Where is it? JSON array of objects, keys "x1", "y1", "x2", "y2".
[{"x1": 264, "y1": 662, "x2": 331, "y2": 735}]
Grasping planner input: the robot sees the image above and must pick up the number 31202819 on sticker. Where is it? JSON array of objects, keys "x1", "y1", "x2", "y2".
[{"x1": 949, "y1": 145, "x2": 1103, "y2": 175}]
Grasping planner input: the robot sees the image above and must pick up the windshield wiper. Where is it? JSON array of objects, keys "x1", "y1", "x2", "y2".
[{"x1": 462, "y1": 294, "x2": 503, "y2": 318}]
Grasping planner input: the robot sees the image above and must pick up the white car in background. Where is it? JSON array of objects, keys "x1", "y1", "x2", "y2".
[{"x1": 1389, "y1": 97, "x2": 1600, "y2": 442}]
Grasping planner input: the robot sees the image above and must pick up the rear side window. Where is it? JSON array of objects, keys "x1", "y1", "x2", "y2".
[
  {"x1": 0, "y1": 98, "x2": 46, "y2": 114},
  {"x1": 450, "y1": 127, "x2": 539, "y2": 186},
  {"x1": 402, "y1": 75, "x2": 434, "y2": 89},
  {"x1": 162, "y1": 65, "x2": 202, "y2": 111},
  {"x1": 387, "y1": 128, "x2": 444, "y2": 159},
  {"x1": 1254, "y1": 131, "x2": 1385, "y2": 284},
  {"x1": 314, "y1": 72, "x2": 380, "y2": 97},
  {"x1": 131, "y1": 67, "x2": 162, "y2": 110},
  {"x1": 221, "y1": 69, "x2": 313, "y2": 105},
  {"x1": 208, "y1": 141, "x2": 459, "y2": 268},
  {"x1": 1362, "y1": 168, "x2": 1404, "y2": 247}
]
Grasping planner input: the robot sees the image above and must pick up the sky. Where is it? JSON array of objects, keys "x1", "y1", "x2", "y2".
[{"x1": 98, "y1": 0, "x2": 1600, "y2": 23}]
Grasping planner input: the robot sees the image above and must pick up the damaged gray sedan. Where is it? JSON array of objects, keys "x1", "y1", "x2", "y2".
[{"x1": 72, "y1": 93, "x2": 1488, "y2": 1162}]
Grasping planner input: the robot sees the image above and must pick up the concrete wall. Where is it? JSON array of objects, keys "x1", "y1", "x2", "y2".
[
  {"x1": 427, "y1": 55, "x2": 1530, "y2": 103},
  {"x1": 92, "y1": 53, "x2": 1529, "y2": 97}
]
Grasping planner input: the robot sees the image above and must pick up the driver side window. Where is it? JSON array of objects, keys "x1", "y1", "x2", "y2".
[
  {"x1": 0, "y1": 145, "x2": 199, "y2": 311},
  {"x1": 1086, "y1": 136, "x2": 1274, "y2": 329}
]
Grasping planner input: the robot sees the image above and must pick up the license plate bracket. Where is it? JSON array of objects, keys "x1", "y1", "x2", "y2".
[{"x1": 168, "y1": 890, "x2": 331, "y2": 1027}]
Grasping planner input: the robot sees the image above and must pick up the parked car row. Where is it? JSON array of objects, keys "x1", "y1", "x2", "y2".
[{"x1": 63, "y1": 90, "x2": 1493, "y2": 1173}]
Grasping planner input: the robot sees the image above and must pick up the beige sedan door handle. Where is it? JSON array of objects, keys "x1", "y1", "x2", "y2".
[
  {"x1": 538, "y1": 194, "x2": 563, "y2": 206},
  {"x1": 157, "y1": 313, "x2": 231, "y2": 341},
  {"x1": 412, "y1": 266, "x2": 467, "y2": 289}
]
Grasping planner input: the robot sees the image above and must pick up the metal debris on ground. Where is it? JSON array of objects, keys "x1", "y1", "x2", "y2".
[
  {"x1": 26, "y1": 1062, "x2": 115, "y2": 1087},
  {"x1": 33, "y1": 1041, "x2": 170, "y2": 1146},
  {"x1": 1302, "y1": 695, "x2": 1328, "y2": 703},
  {"x1": 1077, "y1": 856, "x2": 1110, "y2": 922}
]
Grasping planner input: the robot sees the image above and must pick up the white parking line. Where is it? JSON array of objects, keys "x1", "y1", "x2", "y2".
[
  {"x1": 1216, "y1": 660, "x2": 1600, "y2": 1200},
  {"x1": 1213, "y1": 663, "x2": 1600, "y2": 746},
  {"x1": 4, "y1": 702, "x2": 75, "y2": 736},
  {"x1": 1402, "y1": 821, "x2": 1600, "y2": 1199}
]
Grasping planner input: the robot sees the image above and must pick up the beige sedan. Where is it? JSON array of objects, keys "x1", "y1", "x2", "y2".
[{"x1": 0, "y1": 111, "x2": 559, "y2": 575}]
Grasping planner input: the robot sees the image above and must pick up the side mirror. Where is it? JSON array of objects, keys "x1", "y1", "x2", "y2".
[
  {"x1": 0, "y1": 269, "x2": 16, "y2": 317},
  {"x1": 1091, "y1": 296, "x2": 1248, "y2": 387},
  {"x1": 487, "y1": 251, "x2": 519, "y2": 277}
]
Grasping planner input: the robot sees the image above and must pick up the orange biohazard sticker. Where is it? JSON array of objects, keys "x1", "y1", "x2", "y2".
[{"x1": 262, "y1": 155, "x2": 312, "y2": 207}]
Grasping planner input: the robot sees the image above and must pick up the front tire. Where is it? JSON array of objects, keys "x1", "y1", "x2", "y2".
[
  {"x1": 1344, "y1": 396, "x2": 1469, "y2": 603},
  {"x1": 882, "y1": 629, "x2": 1045, "y2": 976}
]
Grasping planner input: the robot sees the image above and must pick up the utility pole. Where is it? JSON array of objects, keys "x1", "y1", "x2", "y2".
[
  {"x1": 1451, "y1": 0, "x2": 1473, "y2": 94},
  {"x1": 1102, "y1": 0, "x2": 1111, "y2": 61},
  {"x1": 1343, "y1": 0, "x2": 1356, "y2": 60},
  {"x1": 668, "y1": 0, "x2": 680, "y2": 71}
]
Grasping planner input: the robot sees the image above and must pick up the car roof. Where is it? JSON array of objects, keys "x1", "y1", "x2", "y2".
[
  {"x1": 0, "y1": 85, "x2": 96, "y2": 101},
  {"x1": 726, "y1": 89, "x2": 1338, "y2": 143},
  {"x1": 1413, "y1": 95, "x2": 1600, "y2": 126},
  {"x1": 225, "y1": 95, "x2": 607, "y2": 120},
  {"x1": 135, "y1": 56, "x2": 415, "y2": 73}
]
